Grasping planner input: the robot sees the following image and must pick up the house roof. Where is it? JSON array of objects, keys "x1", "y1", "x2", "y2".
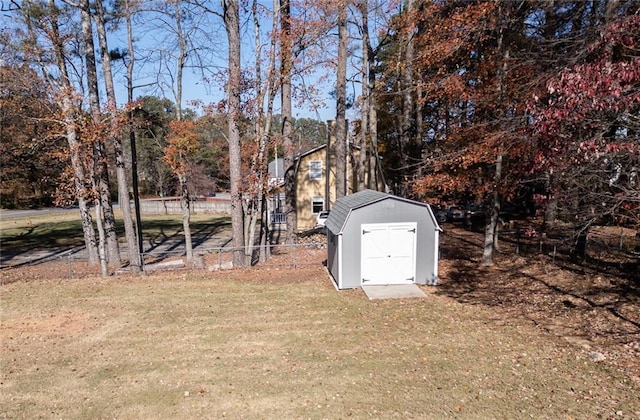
[
  {"x1": 291, "y1": 142, "x2": 364, "y2": 175},
  {"x1": 326, "y1": 189, "x2": 441, "y2": 234},
  {"x1": 292, "y1": 144, "x2": 327, "y2": 175}
]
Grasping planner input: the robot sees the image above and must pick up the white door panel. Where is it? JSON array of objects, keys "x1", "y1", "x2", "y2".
[{"x1": 361, "y1": 223, "x2": 416, "y2": 285}]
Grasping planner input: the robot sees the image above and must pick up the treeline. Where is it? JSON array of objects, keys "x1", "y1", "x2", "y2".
[
  {"x1": 1, "y1": 0, "x2": 638, "y2": 271},
  {"x1": 0, "y1": 92, "x2": 326, "y2": 206},
  {"x1": 372, "y1": 1, "x2": 639, "y2": 264}
]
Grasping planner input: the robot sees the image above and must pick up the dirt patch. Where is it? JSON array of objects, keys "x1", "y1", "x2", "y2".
[{"x1": 0, "y1": 311, "x2": 91, "y2": 341}]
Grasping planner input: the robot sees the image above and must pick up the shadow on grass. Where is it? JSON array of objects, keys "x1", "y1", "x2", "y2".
[
  {"x1": 142, "y1": 217, "x2": 232, "y2": 254},
  {"x1": 436, "y1": 228, "x2": 640, "y2": 348},
  {"x1": 0, "y1": 215, "x2": 232, "y2": 268},
  {"x1": 1, "y1": 220, "x2": 86, "y2": 251}
]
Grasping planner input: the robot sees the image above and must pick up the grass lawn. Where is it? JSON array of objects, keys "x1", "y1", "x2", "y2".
[
  {"x1": 0, "y1": 211, "x2": 230, "y2": 254},
  {"x1": 1, "y1": 267, "x2": 638, "y2": 419}
]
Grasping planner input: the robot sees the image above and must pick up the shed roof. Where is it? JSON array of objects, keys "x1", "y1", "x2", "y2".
[{"x1": 325, "y1": 189, "x2": 438, "y2": 234}]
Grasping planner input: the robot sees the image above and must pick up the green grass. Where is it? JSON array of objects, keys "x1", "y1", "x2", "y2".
[
  {"x1": 0, "y1": 212, "x2": 231, "y2": 253},
  {"x1": 1, "y1": 272, "x2": 638, "y2": 419},
  {"x1": 0, "y1": 216, "x2": 85, "y2": 250}
]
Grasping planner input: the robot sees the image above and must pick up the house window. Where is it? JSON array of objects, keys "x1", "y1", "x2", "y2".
[
  {"x1": 309, "y1": 160, "x2": 322, "y2": 180},
  {"x1": 312, "y1": 196, "x2": 324, "y2": 213}
]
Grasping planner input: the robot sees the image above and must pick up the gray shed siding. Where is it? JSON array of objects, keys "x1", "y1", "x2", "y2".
[
  {"x1": 326, "y1": 190, "x2": 440, "y2": 290},
  {"x1": 326, "y1": 230, "x2": 340, "y2": 285}
]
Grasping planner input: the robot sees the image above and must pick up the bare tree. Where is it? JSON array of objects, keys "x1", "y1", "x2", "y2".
[
  {"x1": 354, "y1": 0, "x2": 393, "y2": 192},
  {"x1": 124, "y1": 0, "x2": 145, "y2": 262},
  {"x1": 20, "y1": 0, "x2": 100, "y2": 263},
  {"x1": 245, "y1": 0, "x2": 280, "y2": 263},
  {"x1": 166, "y1": 0, "x2": 194, "y2": 262},
  {"x1": 280, "y1": 0, "x2": 297, "y2": 242},
  {"x1": 355, "y1": 1, "x2": 368, "y2": 192},
  {"x1": 79, "y1": 0, "x2": 119, "y2": 273},
  {"x1": 94, "y1": 0, "x2": 142, "y2": 272},
  {"x1": 400, "y1": 0, "x2": 416, "y2": 170}
]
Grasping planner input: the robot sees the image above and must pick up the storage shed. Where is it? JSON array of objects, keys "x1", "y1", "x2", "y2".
[{"x1": 325, "y1": 189, "x2": 442, "y2": 290}]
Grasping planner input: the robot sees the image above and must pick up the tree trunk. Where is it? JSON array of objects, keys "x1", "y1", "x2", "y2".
[
  {"x1": 69, "y1": 117, "x2": 99, "y2": 265},
  {"x1": 60, "y1": 90, "x2": 99, "y2": 264},
  {"x1": 259, "y1": 194, "x2": 270, "y2": 262},
  {"x1": 481, "y1": 4, "x2": 509, "y2": 266},
  {"x1": 180, "y1": 177, "x2": 193, "y2": 262},
  {"x1": 95, "y1": 201, "x2": 109, "y2": 277},
  {"x1": 94, "y1": 0, "x2": 141, "y2": 272},
  {"x1": 365, "y1": 12, "x2": 382, "y2": 191},
  {"x1": 94, "y1": 141, "x2": 120, "y2": 265},
  {"x1": 401, "y1": 0, "x2": 416, "y2": 169},
  {"x1": 174, "y1": 0, "x2": 186, "y2": 122},
  {"x1": 369, "y1": 74, "x2": 382, "y2": 190},
  {"x1": 573, "y1": 225, "x2": 590, "y2": 262},
  {"x1": 542, "y1": 171, "x2": 557, "y2": 230},
  {"x1": 357, "y1": 0, "x2": 369, "y2": 192},
  {"x1": 482, "y1": 154, "x2": 502, "y2": 266},
  {"x1": 125, "y1": 0, "x2": 145, "y2": 263},
  {"x1": 335, "y1": 5, "x2": 348, "y2": 199},
  {"x1": 246, "y1": 201, "x2": 258, "y2": 265},
  {"x1": 223, "y1": 0, "x2": 246, "y2": 267},
  {"x1": 46, "y1": 0, "x2": 99, "y2": 263},
  {"x1": 281, "y1": 0, "x2": 297, "y2": 242},
  {"x1": 544, "y1": 196, "x2": 558, "y2": 228},
  {"x1": 415, "y1": 84, "x2": 424, "y2": 179},
  {"x1": 173, "y1": 0, "x2": 194, "y2": 258},
  {"x1": 80, "y1": 0, "x2": 121, "y2": 266},
  {"x1": 249, "y1": 0, "x2": 277, "y2": 262}
]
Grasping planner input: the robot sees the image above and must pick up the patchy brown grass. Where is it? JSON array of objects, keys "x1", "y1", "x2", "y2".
[
  {"x1": 2, "y1": 241, "x2": 640, "y2": 419},
  {"x1": 2, "y1": 218, "x2": 640, "y2": 418}
]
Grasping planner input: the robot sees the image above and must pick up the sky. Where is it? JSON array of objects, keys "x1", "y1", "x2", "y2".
[
  {"x1": 106, "y1": 1, "x2": 344, "y2": 123},
  {"x1": 4, "y1": 0, "x2": 359, "y2": 123},
  {"x1": 110, "y1": 59, "x2": 338, "y2": 122},
  {"x1": 170, "y1": 71, "x2": 337, "y2": 122}
]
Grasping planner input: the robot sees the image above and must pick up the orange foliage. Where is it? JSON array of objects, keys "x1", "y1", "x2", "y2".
[
  {"x1": 402, "y1": 1, "x2": 535, "y2": 205},
  {"x1": 164, "y1": 120, "x2": 199, "y2": 177}
]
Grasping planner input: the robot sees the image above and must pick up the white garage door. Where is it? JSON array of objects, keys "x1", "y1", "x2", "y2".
[{"x1": 361, "y1": 222, "x2": 417, "y2": 285}]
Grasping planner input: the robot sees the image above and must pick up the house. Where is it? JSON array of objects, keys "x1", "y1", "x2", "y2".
[
  {"x1": 292, "y1": 124, "x2": 387, "y2": 231},
  {"x1": 325, "y1": 189, "x2": 442, "y2": 290},
  {"x1": 266, "y1": 121, "x2": 387, "y2": 233}
]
